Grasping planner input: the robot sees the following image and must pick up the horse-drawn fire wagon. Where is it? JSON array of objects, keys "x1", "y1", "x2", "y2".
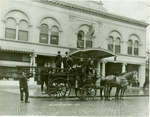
[
  {"x1": 15, "y1": 48, "x2": 138, "y2": 100},
  {"x1": 42, "y1": 48, "x2": 115, "y2": 99}
]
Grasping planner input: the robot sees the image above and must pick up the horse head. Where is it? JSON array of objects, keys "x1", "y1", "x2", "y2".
[{"x1": 124, "y1": 71, "x2": 137, "y2": 86}]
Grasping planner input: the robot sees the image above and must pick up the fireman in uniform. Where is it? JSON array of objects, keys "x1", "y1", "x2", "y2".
[
  {"x1": 19, "y1": 69, "x2": 30, "y2": 103},
  {"x1": 55, "y1": 51, "x2": 62, "y2": 72}
]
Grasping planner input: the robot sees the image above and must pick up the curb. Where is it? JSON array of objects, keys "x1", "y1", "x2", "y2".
[{"x1": 30, "y1": 95, "x2": 149, "y2": 99}]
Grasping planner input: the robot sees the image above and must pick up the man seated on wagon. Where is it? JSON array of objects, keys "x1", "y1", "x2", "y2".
[
  {"x1": 78, "y1": 57, "x2": 87, "y2": 82},
  {"x1": 67, "y1": 55, "x2": 73, "y2": 70},
  {"x1": 63, "y1": 52, "x2": 69, "y2": 72},
  {"x1": 55, "y1": 51, "x2": 62, "y2": 72},
  {"x1": 86, "y1": 57, "x2": 95, "y2": 77},
  {"x1": 63, "y1": 52, "x2": 74, "y2": 72}
]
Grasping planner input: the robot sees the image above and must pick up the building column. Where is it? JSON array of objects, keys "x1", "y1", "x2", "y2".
[
  {"x1": 122, "y1": 63, "x2": 126, "y2": 73},
  {"x1": 30, "y1": 53, "x2": 37, "y2": 67},
  {"x1": 30, "y1": 53, "x2": 37, "y2": 81},
  {"x1": 139, "y1": 64, "x2": 146, "y2": 87},
  {"x1": 102, "y1": 61, "x2": 106, "y2": 77},
  {"x1": 97, "y1": 60, "x2": 101, "y2": 75}
]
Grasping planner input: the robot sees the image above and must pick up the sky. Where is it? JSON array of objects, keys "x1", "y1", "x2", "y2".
[{"x1": 101, "y1": 0, "x2": 150, "y2": 23}]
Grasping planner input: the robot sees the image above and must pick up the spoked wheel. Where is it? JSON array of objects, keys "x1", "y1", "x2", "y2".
[
  {"x1": 47, "y1": 78, "x2": 71, "y2": 98},
  {"x1": 77, "y1": 84, "x2": 97, "y2": 100}
]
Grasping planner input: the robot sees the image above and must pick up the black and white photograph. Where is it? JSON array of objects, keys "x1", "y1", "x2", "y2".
[{"x1": 0, "y1": 0, "x2": 149, "y2": 116}]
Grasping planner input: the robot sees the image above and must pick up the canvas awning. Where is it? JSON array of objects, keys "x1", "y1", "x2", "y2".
[
  {"x1": 0, "y1": 46, "x2": 33, "y2": 54},
  {"x1": 70, "y1": 47, "x2": 115, "y2": 59}
]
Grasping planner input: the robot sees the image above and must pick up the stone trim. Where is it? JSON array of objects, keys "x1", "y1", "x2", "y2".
[
  {"x1": 36, "y1": 0, "x2": 149, "y2": 27},
  {"x1": 0, "y1": 38, "x2": 76, "y2": 50}
]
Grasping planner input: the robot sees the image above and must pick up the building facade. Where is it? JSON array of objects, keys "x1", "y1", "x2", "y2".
[{"x1": 0, "y1": 0, "x2": 148, "y2": 87}]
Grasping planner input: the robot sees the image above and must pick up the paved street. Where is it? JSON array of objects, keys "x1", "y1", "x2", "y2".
[{"x1": 0, "y1": 85, "x2": 149, "y2": 116}]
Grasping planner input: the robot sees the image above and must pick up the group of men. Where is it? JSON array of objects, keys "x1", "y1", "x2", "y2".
[
  {"x1": 55, "y1": 51, "x2": 73, "y2": 71},
  {"x1": 40, "y1": 51, "x2": 73, "y2": 93},
  {"x1": 18, "y1": 51, "x2": 95, "y2": 103}
]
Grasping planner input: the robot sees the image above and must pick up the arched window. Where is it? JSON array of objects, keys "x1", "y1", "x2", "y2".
[
  {"x1": 115, "y1": 37, "x2": 121, "y2": 54},
  {"x1": 108, "y1": 30, "x2": 122, "y2": 53},
  {"x1": 39, "y1": 17, "x2": 61, "y2": 45},
  {"x1": 5, "y1": 10, "x2": 30, "y2": 41},
  {"x1": 18, "y1": 20, "x2": 28, "y2": 41},
  {"x1": 50, "y1": 26, "x2": 59, "y2": 45},
  {"x1": 134, "y1": 40, "x2": 139, "y2": 55},
  {"x1": 5, "y1": 18, "x2": 16, "y2": 39},
  {"x1": 108, "y1": 36, "x2": 114, "y2": 52},
  {"x1": 39, "y1": 24, "x2": 49, "y2": 44},
  {"x1": 77, "y1": 30, "x2": 84, "y2": 48},
  {"x1": 128, "y1": 40, "x2": 133, "y2": 55}
]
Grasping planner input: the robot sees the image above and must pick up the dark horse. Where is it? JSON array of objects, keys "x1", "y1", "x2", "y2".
[{"x1": 100, "y1": 71, "x2": 137, "y2": 100}]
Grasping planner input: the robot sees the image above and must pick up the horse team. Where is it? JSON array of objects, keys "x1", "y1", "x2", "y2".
[{"x1": 99, "y1": 71, "x2": 138, "y2": 100}]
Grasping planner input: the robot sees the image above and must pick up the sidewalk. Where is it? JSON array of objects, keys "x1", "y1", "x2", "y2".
[{"x1": 0, "y1": 80, "x2": 149, "y2": 98}]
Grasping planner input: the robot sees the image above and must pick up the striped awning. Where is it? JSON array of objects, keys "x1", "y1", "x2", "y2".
[{"x1": 0, "y1": 46, "x2": 33, "y2": 54}]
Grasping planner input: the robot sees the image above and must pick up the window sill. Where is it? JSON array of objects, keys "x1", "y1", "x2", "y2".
[
  {"x1": 116, "y1": 53, "x2": 145, "y2": 58},
  {"x1": 0, "y1": 38, "x2": 76, "y2": 50},
  {"x1": 6, "y1": 38, "x2": 28, "y2": 43}
]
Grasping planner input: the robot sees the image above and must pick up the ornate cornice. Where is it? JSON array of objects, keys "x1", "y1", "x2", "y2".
[{"x1": 35, "y1": 0, "x2": 149, "y2": 28}]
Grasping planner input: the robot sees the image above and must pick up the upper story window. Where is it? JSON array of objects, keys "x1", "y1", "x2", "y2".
[
  {"x1": 108, "y1": 36, "x2": 113, "y2": 52},
  {"x1": 4, "y1": 10, "x2": 30, "y2": 41},
  {"x1": 134, "y1": 40, "x2": 139, "y2": 56},
  {"x1": 128, "y1": 40, "x2": 133, "y2": 55},
  {"x1": 77, "y1": 24, "x2": 95, "y2": 49},
  {"x1": 39, "y1": 17, "x2": 62, "y2": 45},
  {"x1": 107, "y1": 30, "x2": 122, "y2": 54},
  {"x1": 39, "y1": 24, "x2": 49, "y2": 44},
  {"x1": 77, "y1": 30, "x2": 84, "y2": 48},
  {"x1": 128, "y1": 34, "x2": 140, "y2": 56},
  {"x1": 50, "y1": 26, "x2": 59, "y2": 45},
  {"x1": 5, "y1": 18, "x2": 16, "y2": 40},
  {"x1": 115, "y1": 37, "x2": 121, "y2": 54},
  {"x1": 18, "y1": 20, "x2": 29, "y2": 41}
]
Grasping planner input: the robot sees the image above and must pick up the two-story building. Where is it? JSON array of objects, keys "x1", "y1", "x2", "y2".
[{"x1": 0, "y1": 0, "x2": 148, "y2": 87}]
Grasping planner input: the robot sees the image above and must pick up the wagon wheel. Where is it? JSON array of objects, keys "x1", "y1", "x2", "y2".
[
  {"x1": 77, "y1": 84, "x2": 97, "y2": 100},
  {"x1": 47, "y1": 78, "x2": 71, "y2": 98}
]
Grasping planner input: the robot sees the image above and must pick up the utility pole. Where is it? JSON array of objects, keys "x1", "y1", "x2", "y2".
[
  {"x1": 145, "y1": 50, "x2": 150, "y2": 88},
  {"x1": 148, "y1": 50, "x2": 150, "y2": 85}
]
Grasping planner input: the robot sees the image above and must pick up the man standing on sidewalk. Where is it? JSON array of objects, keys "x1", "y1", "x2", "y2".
[{"x1": 19, "y1": 70, "x2": 30, "y2": 103}]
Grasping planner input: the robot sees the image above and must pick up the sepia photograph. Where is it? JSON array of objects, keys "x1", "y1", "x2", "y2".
[{"x1": 0, "y1": 0, "x2": 149, "y2": 116}]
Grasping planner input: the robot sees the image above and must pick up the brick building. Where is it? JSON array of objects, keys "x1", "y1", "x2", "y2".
[{"x1": 0, "y1": 0, "x2": 148, "y2": 87}]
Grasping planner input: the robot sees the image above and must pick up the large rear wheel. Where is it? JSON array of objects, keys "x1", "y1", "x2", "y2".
[{"x1": 47, "y1": 78, "x2": 71, "y2": 98}]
